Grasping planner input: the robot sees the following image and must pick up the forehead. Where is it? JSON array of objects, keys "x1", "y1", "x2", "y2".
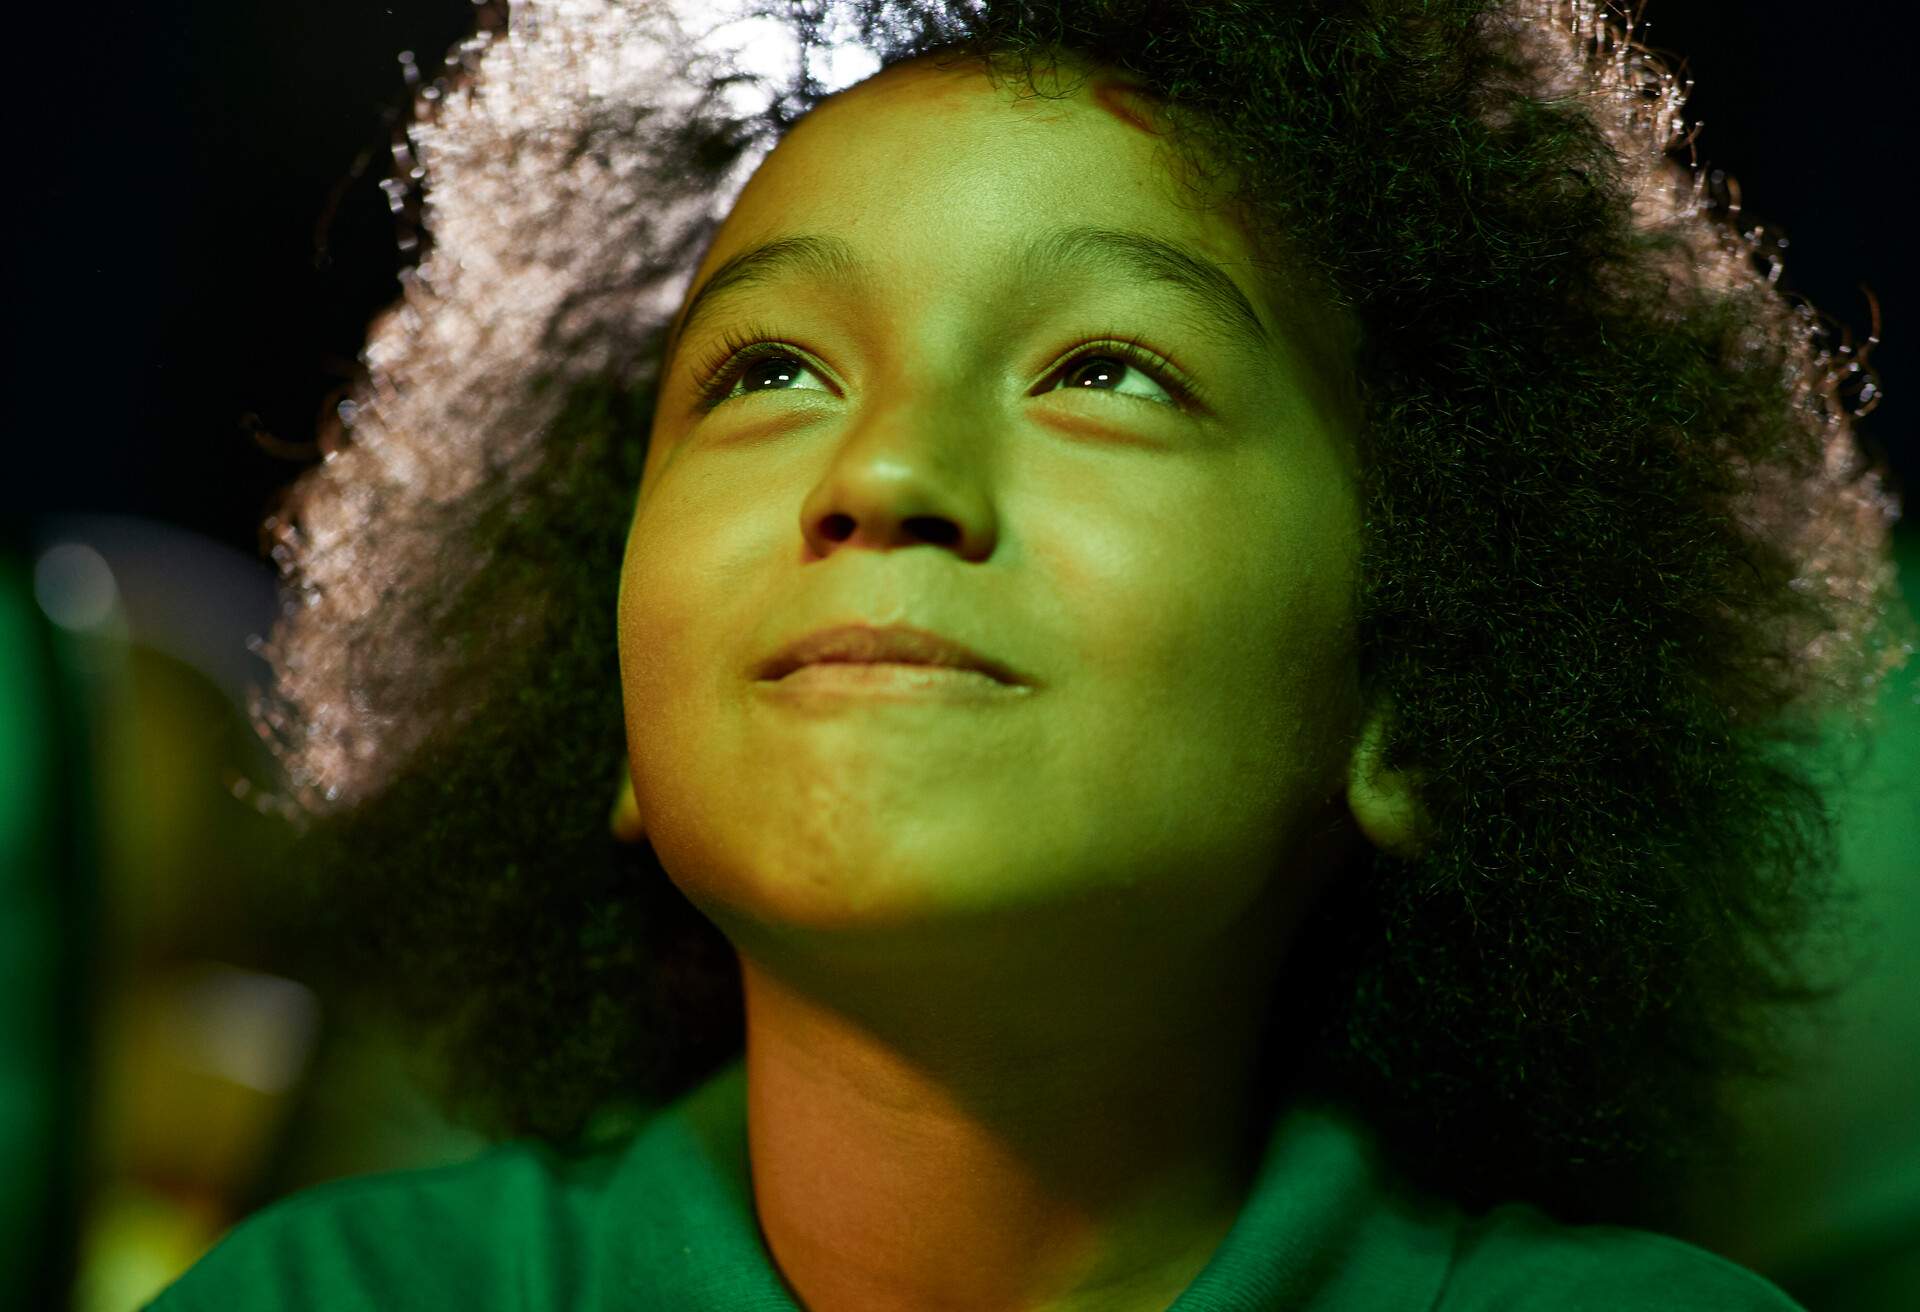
[{"x1": 704, "y1": 53, "x2": 1265, "y2": 290}]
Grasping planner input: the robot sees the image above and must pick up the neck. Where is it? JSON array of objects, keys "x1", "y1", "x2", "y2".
[{"x1": 738, "y1": 950, "x2": 1278, "y2": 1312}]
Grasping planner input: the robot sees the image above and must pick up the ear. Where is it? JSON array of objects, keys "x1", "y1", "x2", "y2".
[
  {"x1": 1346, "y1": 699, "x2": 1433, "y2": 861},
  {"x1": 611, "y1": 762, "x2": 645, "y2": 843}
]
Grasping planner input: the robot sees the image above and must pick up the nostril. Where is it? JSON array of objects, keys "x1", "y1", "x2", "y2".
[{"x1": 905, "y1": 516, "x2": 959, "y2": 546}]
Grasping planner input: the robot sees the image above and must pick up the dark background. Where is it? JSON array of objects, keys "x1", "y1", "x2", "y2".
[{"x1": 4, "y1": 1, "x2": 1911, "y2": 546}]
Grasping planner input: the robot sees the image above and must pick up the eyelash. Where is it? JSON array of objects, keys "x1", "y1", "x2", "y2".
[{"x1": 687, "y1": 319, "x2": 1207, "y2": 413}]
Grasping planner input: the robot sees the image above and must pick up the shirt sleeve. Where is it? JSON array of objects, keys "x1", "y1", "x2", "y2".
[
  {"x1": 1434, "y1": 1203, "x2": 1807, "y2": 1311},
  {"x1": 140, "y1": 1197, "x2": 389, "y2": 1312},
  {"x1": 137, "y1": 1168, "x2": 519, "y2": 1312}
]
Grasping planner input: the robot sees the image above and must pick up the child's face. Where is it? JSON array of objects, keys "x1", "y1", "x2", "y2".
[{"x1": 617, "y1": 51, "x2": 1368, "y2": 994}]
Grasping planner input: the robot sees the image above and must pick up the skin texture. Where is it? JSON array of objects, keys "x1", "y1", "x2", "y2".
[{"x1": 615, "y1": 51, "x2": 1426, "y2": 1311}]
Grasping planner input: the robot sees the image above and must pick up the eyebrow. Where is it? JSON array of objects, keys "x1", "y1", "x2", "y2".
[{"x1": 662, "y1": 224, "x2": 1275, "y2": 374}]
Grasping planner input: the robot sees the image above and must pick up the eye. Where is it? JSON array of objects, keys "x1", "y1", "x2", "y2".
[
  {"x1": 688, "y1": 325, "x2": 1204, "y2": 412},
  {"x1": 691, "y1": 336, "x2": 835, "y2": 409},
  {"x1": 1042, "y1": 341, "x2": 1190, "y2": 409}
]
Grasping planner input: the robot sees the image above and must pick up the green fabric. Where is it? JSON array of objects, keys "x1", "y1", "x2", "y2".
[
  {"x1": 0, "y1": 550, "x2": 74, "y2": 1308},
  {"x1": 145, "y1": 1054, "x2": 1804, "y2": 1310}
]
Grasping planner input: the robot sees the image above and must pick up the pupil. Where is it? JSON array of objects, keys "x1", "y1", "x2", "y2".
[
  {"x1": 746, "y1": 357, "x2": 800, "y2": 389},
  {"x1": 1070, "y1": 358, "x2": 1121, "y2": 389}
]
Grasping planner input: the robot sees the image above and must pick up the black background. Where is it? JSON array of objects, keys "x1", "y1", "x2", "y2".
[{"x1": 7, "y1": 1, "x2": 1910, "y2": 551}]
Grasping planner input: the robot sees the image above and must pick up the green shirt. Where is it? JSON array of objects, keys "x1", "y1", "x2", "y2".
[{"x1": 146, "y1": 1055, "x2": 1803, "y2": 1310}]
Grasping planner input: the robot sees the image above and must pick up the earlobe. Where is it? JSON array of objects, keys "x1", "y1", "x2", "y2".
[
  {"x1": 611, "y1": 763, "x2": 646, "y2": 843},
  {"x1": 1346, "y1": 700, "x2": 1433, "y2": 861}
]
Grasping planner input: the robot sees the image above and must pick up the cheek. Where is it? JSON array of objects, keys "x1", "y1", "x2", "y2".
[
  {"x1": 1175, "y1": 536, "x2": 1358, "y2": 796},
  {"x1": 1087, "y1": 555, "x2": 1299, "y2": 774},
  {"x1": 615, "y1": 516, "x2": 691, "y2": 722}
]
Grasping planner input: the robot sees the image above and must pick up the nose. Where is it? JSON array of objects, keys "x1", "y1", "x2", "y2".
[{"x1": 797, "y1": 426, "x2": 999, "y2": 563}]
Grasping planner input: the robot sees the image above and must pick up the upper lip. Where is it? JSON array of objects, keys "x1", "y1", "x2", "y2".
[{"x1": 755, "y1": 622, "x2": 1027, "y2": 686}]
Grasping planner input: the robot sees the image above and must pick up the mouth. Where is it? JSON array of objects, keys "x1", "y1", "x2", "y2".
[
  {"x1": 755, "y1": 622, "x2": 1029, "y2": 687},
  {"x1": 761, "y1": 661, "x2": 1025, "y2": 701}
]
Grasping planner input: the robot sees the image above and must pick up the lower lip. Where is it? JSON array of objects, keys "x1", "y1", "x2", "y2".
[{"x1": 757, "y1": 662, "x2": 1029, "y2": 701}]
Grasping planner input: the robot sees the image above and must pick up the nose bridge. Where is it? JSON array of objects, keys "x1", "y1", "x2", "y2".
[
  {"x1": 831, "y1": 289, "x2": 1011, "y2": 470},
  {"x1": 860, "y1": 330, "x2": 994, "y2": 442}
]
